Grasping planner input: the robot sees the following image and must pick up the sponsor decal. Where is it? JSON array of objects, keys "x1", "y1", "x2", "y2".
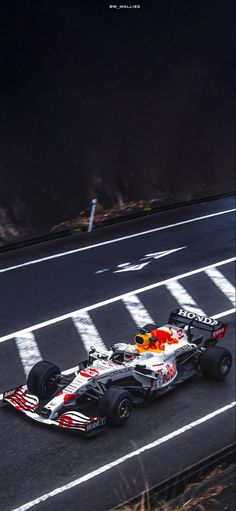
[
  {"x1": 104, "y1": 367, "x2": 132, "y2": 378},
  {"x1": 211, "y1": 325, "x2": 228, "y2": 339},
  {"x1": 175, "y1": 344, "x2": 192, "y2": 355},
  {"x1": 86, "y1": 418, "x2": 106, "y2": 431},
  {"x1": 97, "y1": 367, "x2": 133, "y2": 380},
  {"x1": 177, "y1": 309, "x2": 219, "y2": 326},
  {"x1": 163, "y1": 361, "x2": 177, "y2": 383},
  {"x1": 177, "y1": 328, "x2": 185, "y2": 340},
  {"x1": 80, "y1": 368, "x2": 99, "y2": 378}
]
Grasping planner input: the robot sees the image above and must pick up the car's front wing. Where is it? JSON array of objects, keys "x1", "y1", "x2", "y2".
[{"x1": 2, "y1": 386, "x2": 106, "y2": 435}]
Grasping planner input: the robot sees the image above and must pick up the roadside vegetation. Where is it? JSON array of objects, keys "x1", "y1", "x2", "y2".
[{"x1": 116, "y1": 465, "x2": 233, "y2": 511}]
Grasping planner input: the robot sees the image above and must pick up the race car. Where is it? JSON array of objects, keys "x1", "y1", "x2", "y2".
[{"x1": 1, "y1": 308, "x2": 232, "y2": 436}]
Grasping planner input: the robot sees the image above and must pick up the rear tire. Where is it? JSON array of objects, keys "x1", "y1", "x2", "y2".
[
  {"x1": 199, "y1": 347, "x2": 232, "y2": 381},
  {"x1": 27, "y1": 361, "x2": 61, "y2": 399},
  {"x1": 98, "y1": 387, "x2": 132, "y2": 426}
]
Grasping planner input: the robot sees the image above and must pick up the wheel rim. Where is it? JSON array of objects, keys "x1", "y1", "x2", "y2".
[
  {"x1": 221, "y1": 356, "x2": 231, "y2": 375},
  {"x1": 118, "y1": 398, "x2": 131, "y2": 419},
  {"x1": 42, "y1": 371, "x2": 58, "y2": 396}
]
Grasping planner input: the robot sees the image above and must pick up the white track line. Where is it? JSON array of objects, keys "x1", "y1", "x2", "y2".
[
  {"x1": 212, "y1": 308, "x2": 235, "y2": 319},
  {"x1": 15, "y1": 333, "x2": 42, "y2": 377},
  {"x1": 0, "y1": 256, "x2": 235, "y2": 344},
  {"x1": 205, "y1": 268, "x2": 236, "y2": 307},
  {"x1": 11, "y1": 401, "x2": 236, "y2": 511},
  {"x1": 165, "y1": 280, "x2": 206, "y2": 316},
  {"x1": 0, "y1": 208, "x2": 235, "y2": 274},
  {"x1": 72, "y1": 311, "x2": 106, "y2": 352},
  {"x1": 122, "y1": 295, "x2": 155, "y2": 326}
]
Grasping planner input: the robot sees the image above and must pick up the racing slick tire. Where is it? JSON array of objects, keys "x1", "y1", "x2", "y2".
[
  {"x1": 27, "y1": 361, "x2": 61, "y2": 399},
  {"x1": 98, "y1": 387, "x2": 133, "y2": 427},
  {"x1": 199, "y1": 347, "x2": 232, "y2": 381}
]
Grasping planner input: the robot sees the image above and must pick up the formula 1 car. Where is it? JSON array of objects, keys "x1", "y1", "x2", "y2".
[{"x1": 1, "y1": 308, "x2": 232, "y2": 436}]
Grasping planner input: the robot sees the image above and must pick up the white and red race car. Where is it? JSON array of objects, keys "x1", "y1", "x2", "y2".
[{"x1": 1, "y1": 309, "x2": 232, "y2": 436}]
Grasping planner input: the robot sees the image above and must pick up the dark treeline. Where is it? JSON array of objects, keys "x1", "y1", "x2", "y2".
[{"x1": 0, "y1": 0, "x2": 235, "y2": 243}]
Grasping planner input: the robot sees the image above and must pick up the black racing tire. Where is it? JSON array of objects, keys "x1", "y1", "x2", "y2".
[
  {"x1": 143, "y1": 323, "x2": 158, "y2": 331},
  {"x1": 98, "y1": 387, "x2": 133, "y2": 427},
  {"x1": 27, "y1": 361, "x2": 61, "y2": 399},
  {"x1": 199, "y1": 347, "x2": 232, "y2": 381}
]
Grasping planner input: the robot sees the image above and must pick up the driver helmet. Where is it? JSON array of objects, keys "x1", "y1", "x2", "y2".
[
  {"x1": 124, "y1": 345, "x2": 138, "y2": 362},
  {"x1": 134, "y1": 332, "x2": 151, "y2": 350}
]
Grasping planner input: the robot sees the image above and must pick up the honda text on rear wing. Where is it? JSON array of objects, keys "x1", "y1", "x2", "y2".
[{"x1": 168, "y1": 308, "x2": 228, "y2": 340}]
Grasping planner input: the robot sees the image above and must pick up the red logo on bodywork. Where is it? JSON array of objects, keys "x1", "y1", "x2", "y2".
[
  {"x1": 150, "y1": 327, "x2": 179, "y2": 351},
  {"x1": 211, "y1": 324, "x2": 228, "y2": 340},
  {"x1": 63, "y1": 393, "x2": 74, "y2": 404},
  {"x1": 163, "y1": 361, "x2": 177, "y2": 383},
  {"x1": 80, "y1": 368, "x2": 99, "y2": 378}
]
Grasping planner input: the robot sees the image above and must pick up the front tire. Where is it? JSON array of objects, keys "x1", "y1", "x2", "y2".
[
  {"x1": 98, "y1": 387, "x2": 132, "y2": 426},
  {"x1": 27, "y1": 361, "x2": 61, "y2": 399},
  {"x1": 199, "y1": 347, "x2": 232, "y2": 381}
]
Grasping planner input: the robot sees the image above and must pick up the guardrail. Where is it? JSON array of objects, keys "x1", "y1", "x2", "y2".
[
  {"x1": 0, "y1": 192, "x2": 234, "y2": 254},
  {"x1": 113, "y1": 442, "x2": 236, "y2": 510}
]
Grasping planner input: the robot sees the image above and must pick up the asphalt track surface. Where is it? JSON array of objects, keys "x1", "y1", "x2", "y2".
[{"x1": 0, "y1": 196, "x2": 235, "y2": 511}]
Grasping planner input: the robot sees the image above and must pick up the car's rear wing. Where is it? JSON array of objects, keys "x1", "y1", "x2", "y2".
[{"x1": 168, "y1": 308, "x2": 228, "y2": 339}]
